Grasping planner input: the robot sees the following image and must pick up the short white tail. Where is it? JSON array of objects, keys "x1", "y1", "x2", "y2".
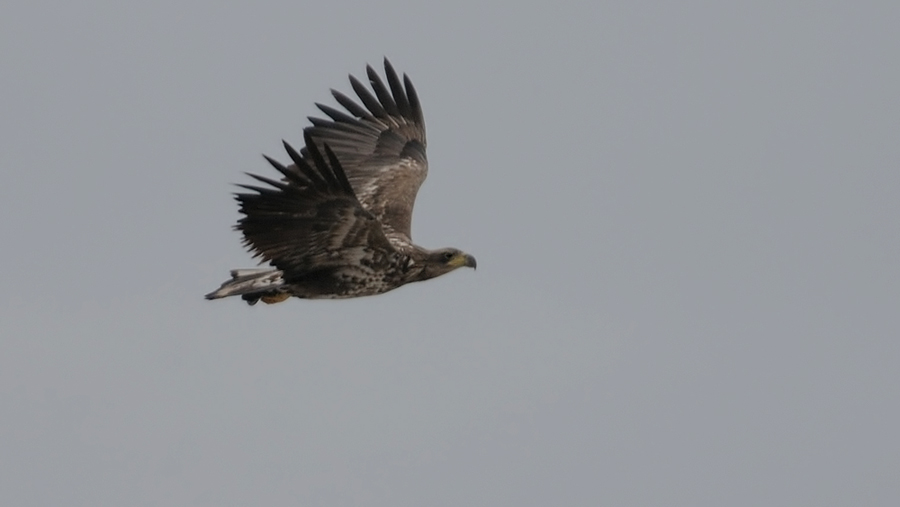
[{"x1": 204, "y1": 268, "x2": 284, "y2": 300}]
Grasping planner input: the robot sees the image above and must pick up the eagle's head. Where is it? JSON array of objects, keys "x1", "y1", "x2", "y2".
[{"x1": 412, "y1": 247, "x2": 477, "y2": 281}]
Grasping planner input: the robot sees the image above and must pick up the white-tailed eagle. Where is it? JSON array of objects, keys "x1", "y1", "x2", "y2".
[{"x1": 205, "y1": 59, "x2": 476, "y2": 304}]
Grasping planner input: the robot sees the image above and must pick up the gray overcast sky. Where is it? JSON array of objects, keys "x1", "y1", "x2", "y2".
[{"x1": 2, "y1": 1, "x2": 898, "y2": 505}]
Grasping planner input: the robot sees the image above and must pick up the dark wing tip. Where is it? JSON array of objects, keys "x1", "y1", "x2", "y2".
[
  {"x1": 330, "y1": 89, "x2": 372, "y2": 119},
  {"x1": 302, "y1": 130, "x2": 345, "y2": 190},
  {"x1": 349, "y1": 73, "x2": 388, "y2": 119},
  {"x1": 277, "y1": 140, "x2": 326, "y2": 190},
  {"x1": 322, "y1": 143, "x2": 354, "y2": 195},
  {"x1": 382, "y1": 58, "x2": 411, "y2": 118},
  {"x1": 403, "y1": 73, "x2": 424, "y2": 125},
  {"x1": 366, "y1": 63, "x2": 400, "y2": 117},
  {"x1": 281, "y1": 140, "x2": 315, "y2": 181}
]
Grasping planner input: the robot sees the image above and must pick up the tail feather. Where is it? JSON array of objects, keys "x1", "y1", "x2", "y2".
[{"x1": 205, "y1": 268, "x2": 286, "y2": 302}]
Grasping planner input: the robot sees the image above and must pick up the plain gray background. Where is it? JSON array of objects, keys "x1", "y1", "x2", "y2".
[{"x1": 2, "y1": 1, "x2": 898, "y2": 505}]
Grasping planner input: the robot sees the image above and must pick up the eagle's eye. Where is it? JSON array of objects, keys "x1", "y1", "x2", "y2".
[{"x1": 442, "y1": 251, "x2": 455, "y2": 262}]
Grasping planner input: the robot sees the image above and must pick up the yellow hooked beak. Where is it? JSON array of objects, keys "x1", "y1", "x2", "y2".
[{"x1": 448, "y1": 253, "x2": 477, "y2": 269}]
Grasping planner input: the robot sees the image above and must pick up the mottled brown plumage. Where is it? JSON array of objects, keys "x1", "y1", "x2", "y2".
[{"x1": 205, "y1": 59, "x2": 475, "y2": 304}]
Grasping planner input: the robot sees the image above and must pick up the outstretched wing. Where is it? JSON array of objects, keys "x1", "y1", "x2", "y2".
[
  {"x1": 302, "y1": 58, "x2": 428, "y2": 248},
  {"x1": 235, "y1": 131, "x2": 397, "y2": 282}
]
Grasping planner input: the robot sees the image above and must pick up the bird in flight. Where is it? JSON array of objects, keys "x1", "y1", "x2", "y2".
[{"x1": 206, "y1": 59, "x2": 476, "y2": 305}]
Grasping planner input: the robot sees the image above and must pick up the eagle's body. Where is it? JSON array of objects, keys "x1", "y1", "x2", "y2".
[{"x1": 205, "y1": 59, "x2": 475, "y2": 305}]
